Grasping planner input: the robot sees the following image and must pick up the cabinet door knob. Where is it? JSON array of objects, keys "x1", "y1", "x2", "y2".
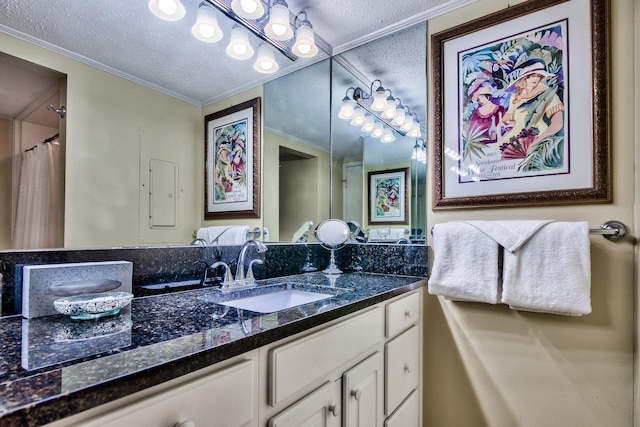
[
  {"x1": 404, "y1": 309, "x2": 412, "y2": 319},
  {"x1": 174, "y1": 421, "x2": 195, "y2": 427},
  {"x1": 328, "y1": 403, "x2": 341, "y2": 417},
  {"x1": 404, "y1": 363, "x2": 412, "y2": 374},
  {"x1": 351, "y1": 389, "x2": 362, "y2": 401}
]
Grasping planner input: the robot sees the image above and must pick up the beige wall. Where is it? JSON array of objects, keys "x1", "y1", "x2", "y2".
[
  {"x1": 0, "y1": 33, "x2": 202, "y2": 248},
  {"x1": 425, "y1": 0, "x2": 635, "y2": 425},
  {"x1": 264, "y1": 130, "x2": 331, "y2": 241}
]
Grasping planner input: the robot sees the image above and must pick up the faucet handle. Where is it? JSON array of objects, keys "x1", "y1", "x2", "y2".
[{"x1": 246, "y1": 259, "x2": 263, "y2": 285}]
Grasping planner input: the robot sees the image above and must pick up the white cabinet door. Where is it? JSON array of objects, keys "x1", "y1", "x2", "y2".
[
  {"x1": 268, "y1": 380, "x2": 342, "y2": 427},
  {"x1": 343, "y1": 351, "x2": 384, "y2": 427}
]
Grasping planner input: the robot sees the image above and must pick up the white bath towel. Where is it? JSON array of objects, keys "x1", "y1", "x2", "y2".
[
  {"x1": 428, "y1": 222, "x2": 500, "y2": 304},
  {"x1": 501, "y1": 221, "x2": 591, "y2": 316},
  {"x1": 196, "y1": 226, "x2": 250, "y2": 245}
]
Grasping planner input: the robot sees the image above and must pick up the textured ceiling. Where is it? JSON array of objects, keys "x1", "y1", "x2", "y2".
[{"x1": 0, "y1": 0, "x2": 472, "y2": 106}]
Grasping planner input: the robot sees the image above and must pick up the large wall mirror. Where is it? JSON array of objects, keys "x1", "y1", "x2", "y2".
[{"x1": 0, "y1": 18, "x2": 427, "y2": 249}]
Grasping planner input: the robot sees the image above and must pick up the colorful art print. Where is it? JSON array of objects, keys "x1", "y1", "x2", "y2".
[
  {"x1": 205, "y1": 98, "x2": 261, "y2": 219},
  {"x1": 432, "y1": 0, "x2": 610, "y2": 209},
  {"x1": 368, "y1": 168, "x2": 408, "y2": 224}
]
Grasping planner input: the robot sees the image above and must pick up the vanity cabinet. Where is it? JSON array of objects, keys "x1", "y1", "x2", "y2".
[
  {"x1": 45, "y1": 288, "x2": 422, "y2": 427},
  {"x1": 264, "y1": 289, "x2": 422, "y2": 427}
]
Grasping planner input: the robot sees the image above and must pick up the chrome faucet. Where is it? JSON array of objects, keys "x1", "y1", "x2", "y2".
[{"x1": 235, "y1": 240, "x2": 268, "y2": 286}]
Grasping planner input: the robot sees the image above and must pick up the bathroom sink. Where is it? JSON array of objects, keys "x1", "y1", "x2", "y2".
[
  {"x1": 220, "y1": 289, "x2": 334, "y2": 313},
  {"x1": 216, "y1": 282, "x2": 351, "y2": 314}
]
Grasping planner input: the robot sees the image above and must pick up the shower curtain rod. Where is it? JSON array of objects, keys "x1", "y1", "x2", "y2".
[{"x1": 25, "y1": 133, "x2": 59, "y2": 152}]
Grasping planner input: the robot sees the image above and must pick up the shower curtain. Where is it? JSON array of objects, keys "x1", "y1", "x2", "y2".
[{"x1": 13, "y1": 142, "x2": 61, "y2": 249}]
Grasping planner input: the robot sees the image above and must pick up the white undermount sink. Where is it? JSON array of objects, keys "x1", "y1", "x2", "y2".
[{"x1": 220, "y1": 289, "x2": 334, "y2": 314}]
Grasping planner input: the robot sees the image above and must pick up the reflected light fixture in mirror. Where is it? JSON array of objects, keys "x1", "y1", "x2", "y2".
[
  {"x1": 338, "y1": 80, "x2": 422, "y2": 138},
  {"x1": 149, "y1": 0, "x2": 186, "y2": 21}
]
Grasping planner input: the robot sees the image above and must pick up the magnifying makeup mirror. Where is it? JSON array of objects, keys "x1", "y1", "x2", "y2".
[{"x1": 315, "y1": 219, "x2": 350, "y2": 275}]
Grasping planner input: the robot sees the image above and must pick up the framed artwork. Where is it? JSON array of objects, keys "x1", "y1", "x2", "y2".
[
  {"x1": 432, "y1": 0, "x2": 610, "y2": 209},
  {"x1": 204, "y1": 97, "x2": 261, "y2": 219},
  {"x1": 368, "y1": 168, "x2": 408, "y2": 224}
]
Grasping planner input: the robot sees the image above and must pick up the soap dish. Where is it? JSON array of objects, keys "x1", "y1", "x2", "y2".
[{"x1": 53, "y1": 292, "x2": 133, "y2": 320}]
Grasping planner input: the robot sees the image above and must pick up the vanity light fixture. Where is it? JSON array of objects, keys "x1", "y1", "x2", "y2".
[
  {"x1": 339, "y1": 80, "x2": 423, "y2": 140},
  {"x1": 226, "y1": 25, "x2": 255, "y2": 59},
  {"x1": 149, "y1": 0, "x2": 320, "y2": 72},
  {"x1": 253, "y1": 43, "x2": 279, "y2": 73},
  {"x1": 264, "y1": 0, "x2": 294, "y2": 41},
  {"x1": 291, "y1": 12, "x2": 318, "y2": 58},
  {"x1": 191, "y1": 2, "x2": 224, "y2": 43},
  {"x1": 149, "y1": 0, "x2": 186, "y2": 21},
  {"x1": 230, "y1": 0, "x2": 265, "y2": 19}
]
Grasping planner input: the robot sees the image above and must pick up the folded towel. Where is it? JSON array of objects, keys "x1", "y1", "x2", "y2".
[
  {"x1": 428, "y1": 222, "x2": 500, "y2": 304},
  {"x1": 195, "y1": 226, "x2": 250, "y2": 245},
  {"x1": 461, "y1": 220, "x2": 553, "y2": 252},
  {"x1": 501, "y1": 221, "x2": 591, "y2": 316}
]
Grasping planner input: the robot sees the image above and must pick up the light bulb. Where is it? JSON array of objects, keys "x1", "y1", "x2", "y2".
[
  {"x1": 265, "y1": 1, "x2": 294, "y2": 41},
  {"x1": 361, "y1": 115, "x2": 374, "y2": 133},
  {"x1": 226, "y1": 26, "x2": 254, "y2": 60},
  {"x1": 149, "y1": 0, "x2": 186, "y2": 21},
  {"x1": 253, "y1": 44, "x2": 279, "y2": 73},
  {"x1": 371, "y1": 86, "x2": 387, "y2": 111},
  {"x1": 292, "y1": 22, "x2": 318, "y2": 58},
  {"x1": 350, "y1": 107, "x2": 365, "y2": 126},
  {"x1": 381, "y1": 128, "x2": 396, "y2": 143},
  {"x1": 231, "y1": 0, "x2": 265, "y2": 18},
  {"x1": 392, "y1": 107, "x2": 405, "y2": 126},
  {"x1": 338, "y1": 96, "x2": 355, "y2": 119},
  {"x1": 371, "y1": 122, "x2": 384, "y2": 138},
  {"x1": 382, "y1": 96, "x2": 396, "y2": 119},
  {"x1": 191, "y1": 4, "x2": 223, "y2": 43}
]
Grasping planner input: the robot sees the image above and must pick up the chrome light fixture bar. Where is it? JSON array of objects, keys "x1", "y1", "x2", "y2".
[
  {"x1": 205, "y1": 0, "x2": 297, "y2": 60},
  {"x1": 338, "y1": 80, "x2": 423, "y2": 139}
]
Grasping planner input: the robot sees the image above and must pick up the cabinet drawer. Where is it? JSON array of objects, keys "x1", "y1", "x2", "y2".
[
  {"x1": 269, "y1": 307, "x2": 384, "y2": 406},
  {"x1": 384, "y1": 389, "x2": 419, "y2": 427},
  {"x1": 386, "y1": 292, "x2": 419, "y2": 338},
  {"x1": 385, "y1": 325, "x2": 419, "y2": 415},
  {"x1": 80, "y1": 359, "x2": 256, "y2": 427}
]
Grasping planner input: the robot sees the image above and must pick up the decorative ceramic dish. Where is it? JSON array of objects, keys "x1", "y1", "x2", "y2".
[{"x1": 53, "y1": 292, "x2": 133, "y2": 320}]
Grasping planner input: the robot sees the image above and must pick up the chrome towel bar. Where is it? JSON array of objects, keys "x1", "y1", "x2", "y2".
[{"x1": 430, "y1": 220, "x2": 627, "y2": 242}]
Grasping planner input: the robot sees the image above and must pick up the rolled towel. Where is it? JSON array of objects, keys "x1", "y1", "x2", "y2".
[{"x1": 428, "y1": 221, "x2": 501, "y2": 304}]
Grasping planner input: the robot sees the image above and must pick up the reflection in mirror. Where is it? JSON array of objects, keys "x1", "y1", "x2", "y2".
[
  {"x1": 331, "y1": 21, "x2": 427, "y2": 243},
  {"x1": 263, "y1": 59, "x2": 331, "y2": 242},
  {"x1": 314, "y1": 219, "x2": 350, "y2": 274},
  {"x1": 291, "y1": 220, "x2": 314, "y2": 243},
  {"x1": 0, "y1": 52, "x2": 66, "y2": 250}
]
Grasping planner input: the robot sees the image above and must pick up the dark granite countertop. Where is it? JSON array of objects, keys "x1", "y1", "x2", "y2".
[{"x1": 0, "y1": 271, "x2": 426, "y2": 427}]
